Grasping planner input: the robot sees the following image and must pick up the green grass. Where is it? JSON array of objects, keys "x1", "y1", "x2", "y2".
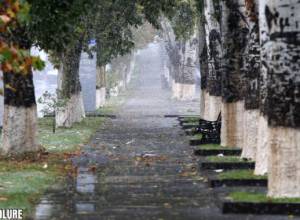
[
  {"x1": 196, "y1": 144, "x2": 239, "y2": 150},
  {"x1": 0, "y1": 116, "x2": 104, "y2": 217},
  {"x1": 229, "y1": 192, "x2": 300, "y2": 203},
  {"x1": 181, "y1": 118, "x2": 200, "y2": 123},
  {"x1": 207, "y1": 156, "x2": 248, "y2": 163},
  {"x1": 0, "y1": 170, "x2": 58, "y2": 212},
  {"x1": 191, "y1": 134, "x2": 203, "y2": 140},
  {"x1": 183, "y1": 122, "x2": 199, "y2": 126},
  {"x1": 39, "y1": 117, "x2": 103, "y2": 153},
  {"x1": 218, "y1": 170, "x2": 267, "y2": 180},
  {"x1": 0, "y1": 158, "x2": 64, "y2": 217}
]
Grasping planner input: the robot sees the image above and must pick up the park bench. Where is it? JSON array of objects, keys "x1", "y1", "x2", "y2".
[{"x1": 195, "y1": 113, "x2": 221, "y2": 145}]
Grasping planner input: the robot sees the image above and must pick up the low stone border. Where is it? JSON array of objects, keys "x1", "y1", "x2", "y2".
[
  {"x1": 200, "y1": 162, "x2": 255, "y2": 170},
  {"x1": 209, "y1": 179, "x2": 267, "y2": 188},
  {"x1": 194, "y1": 148, "x2": 242, "y2": 156},
  {"x1": 223, "y1": 202, "x2": 300, "y2": 215},
  {"x1": 190, "y1": 139, "x2": 220, "y2": 146}
]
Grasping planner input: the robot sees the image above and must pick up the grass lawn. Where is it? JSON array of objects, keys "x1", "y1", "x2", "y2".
[
  {"x1": 229, "y1": 192, "x2": 300, "y2": 203},
  {"x1": 182, "y1": 121, "x2": 199, "y2": 126},
  {"x1": 207, "y1": 156, "x2": 249, "y2": 163},
  {"x1": 180, "y1": 117, "x2": 200, "y2": 123},
  {"x1": 39, "y1": 117, "x2": 103, "y2": 152},
  {"x1": 195, "y1": 144, "x2": 240, "y2": 150},
  {"x1": 218, "y1": 170, "x2": 267, "y2": 180},
  {"x1": 0, "y1": 116, "x2": 104, "y2": 218},
  {"x1": 190, "y1": 134, "x2": 203, "y2": 140}
]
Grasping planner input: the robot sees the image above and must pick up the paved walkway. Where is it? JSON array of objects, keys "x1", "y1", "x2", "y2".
[{"x1": 34, "y1": 43, "x2": 292, "y2": 220}]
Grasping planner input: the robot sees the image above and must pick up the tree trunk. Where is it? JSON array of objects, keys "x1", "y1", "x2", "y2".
[
  {"x1": 56, "y1": 40, "x2": 85, "y2": 128},
  {"x1": 160, "y1": 17, "x2": 179, "y2": 95},
  {"x1": 264, "y1": 0, "x2": 300, "y2": 198},
  {"x1": 177, "y1": 25, "x2": 199, "y2": 100},
  {"x1": 96, "y1": 65, "x2": 106, "y2": 108},
  {"x1": 203, "y1": 0, "x2": 222, "y2": 121},
  {"x1": 255, "y1": 0, "x2": 270, "y2": 175},
  {"x1": 220, "y1": 0, "x2": 247, "y2": 147},
  {"x1": 172, "y1": 41, "x2": 185, "y2": 100},
  {"x1": 1, "y1": 68, "x2": 41, "y2": 155},
  {"x1": 199, "y1": 15, "x2": 208, "y2": 118},
  {"x1": 241, "y1": 0, "x2": 260, "y2": 160}
]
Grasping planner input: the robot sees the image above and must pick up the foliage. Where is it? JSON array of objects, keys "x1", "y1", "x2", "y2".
[
  {"x1": 171, "y1": 0, "x2": 198, "y2": 40},
  {"x1": 38, "y1": 91, "x2": 67, "y2": 116},
  {"x1": 38, "y1": 91, "x2": 68, "y2": 133},
  {"x1": 90, "y1": 0, "x2": 142, "y2": 67},
  {"x1": 27, "y1": 0, "x2": 92, "y2": 54},
  {"x1": 194, "y1": 0, "x2": 204, "y2": 14},
  {"x1": 0, "y1": 0, "x2": 45, "y2": 77},
  {"x1": 131, "y1": 22, "x2": 157, "y2": 50}
]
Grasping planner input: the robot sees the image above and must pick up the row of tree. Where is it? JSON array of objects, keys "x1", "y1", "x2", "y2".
[
  {"x1": 159, "y1": 0, "x2": 299, "y2": 199},
  {"x1": 160, "y1": 2, "x2": 200, "y2": 100},
  {"x1": 0, "y1": 0, "x2": 178, "y2": 155},
  {"x1": 1, "y1": 0, "x2": 299, "y2": 199},
  {"x1": 194, "y1": 0, "x2": 299, "y2": 199}
]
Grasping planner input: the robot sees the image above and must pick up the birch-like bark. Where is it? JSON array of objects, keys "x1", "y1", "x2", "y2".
[
  {"x1": 264, "y1": 0, "x2": 300, "y2": 198},
  {"x1": 255, "y1": 0, "x2": 271, "y2": 175},
  {"x1": 220, "y1": 0, "x2": 247, "y2": 147},
  {"x1": 241, "y1": 0, "x2": 261, "y2": 160},
  {"x1": 203, "y1": 0, "x2": 222, "y2": 121}
]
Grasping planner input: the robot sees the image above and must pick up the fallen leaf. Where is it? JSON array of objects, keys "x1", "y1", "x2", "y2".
[
  {"x1": 88, "y1": 166, "x2": 97, "y2": 172},
  {"x1": 164, "y1": 203, "x2": 172, "y2": 209},
  {"x1": 0, "y1": 197, "x2": 8, "y2": 201}
]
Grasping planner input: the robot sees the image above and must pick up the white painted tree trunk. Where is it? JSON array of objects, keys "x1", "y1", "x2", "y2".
[
  {"x1": 263, "y1": 0, "x2": 300, "y2": 197},
  {"x1": 55, "y1": 39, "x2": 85, "y2": 128},
  {"x1": 203, "y1": 0, "x2": 222, "y2": 119},
  {"x1": 254, "y1": 114, "x2": 269, "y2": 175},
  {"x1": 221, "y1": 101, "x2": 244, "y2": 147},
  {"x1": 96, "y1": 66, "x2": 106, "y2": 108},
  {"x1": 56, "y1": 93, "x2": 85, "y2": 128},
  {"x1": 242, "y1": 109, "x2": 259, "y2": 160},
  {"x1": 242, "y1": 0, "x2": 260, "y2": 160},
  {"x1": 1, "y1": 105, "x2": 40, "y2": 155},
  {"x1": 220, "y1": 0, "x2": 247, "y2": 149},
  {"x1": 1, "y1": 60, "x2": 41, "y2": 156},
  {"x1": 203, "y1": 92, "x2": 221, "y2": 121},
  {"x1": 254, "y1": 0, "x2": 270, "y2": 175},
  {"x1": 180, "y1": 25, "x2": 198, "y2": 100},
  {"x1": 172, "y1": 83, "x2": 196, "y2": 100},
  {"x1": 268, "y1": 127, "x2": 300, "y2": 198},
  {"x1": 160, "y1": 17, "x2": 178, "y2": 92}
]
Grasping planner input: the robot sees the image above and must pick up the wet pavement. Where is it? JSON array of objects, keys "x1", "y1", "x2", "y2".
[{"x1": 34, "y1": 43, "x2": 296, "y2": 220}]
